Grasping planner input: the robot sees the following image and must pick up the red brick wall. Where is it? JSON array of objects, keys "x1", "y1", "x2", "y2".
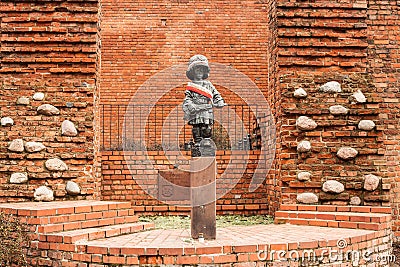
[
  {"x1": 98, "y1": 0, "x2": 280, "y2": 214},
  {"x1": 101, "y1": 150, "x2": 270, "y2": 215},
  {"x1": 0, "y1": 0, "x2": 101, "y2": 201},
  {"x1": 365, "y1": 0, "x2": 400, "y2": 237},
  {"x1": 277, "y1": 0, "x2": 400, "y2": 235},
  {"x1": 100, "y1": 0, "x2": 273, "y2": 105},
  {"x1": 2, "y1": 0, "x2": 400, "y2": 237}
]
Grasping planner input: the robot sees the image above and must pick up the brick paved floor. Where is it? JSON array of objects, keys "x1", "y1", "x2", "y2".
[{"x1": 86, "y1": 224, "x2": 374, "y2": 249}]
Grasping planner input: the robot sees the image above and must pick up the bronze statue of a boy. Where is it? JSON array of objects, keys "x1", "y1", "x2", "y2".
[{"x1": 183, "y1": 55, "x2": 226, "y2": 157}]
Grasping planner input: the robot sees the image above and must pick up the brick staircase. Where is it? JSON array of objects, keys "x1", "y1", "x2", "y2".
[
  {"x1": 0, "y1": 201, "x2": 394, "y2": 266},
  {"x1": 275, "y1": 204, "x2": 392, "y2": 231},
  {"x1": 0, "y1": 201, "x2": 154, "y2": 251}
]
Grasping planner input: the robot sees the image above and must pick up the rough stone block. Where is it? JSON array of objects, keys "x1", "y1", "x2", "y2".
[
  {"x1": 337, "y1": 147, "x2": 358, "y2": 160},
  {"x1": 37, "y1": 104, "x2": 60, "y2": 116},
  {"x1": 45, "y1": 158, "x2": 68, "y2": 171},
  {"x1": 8, "y1": 139, "x2": 25, "y2": 153},
  {"x1": 10, "y1": 173, "x2": 28, "y2": 184},
  {"x1": 296, "y1": 116, "x2": 317, "y2": 131},
  {"x1": 297, "y1": 193, "x2": 319, "y2": 204},
  {"x1": 322, "y1": 180, "x2": 345, "y2": 194},
  {"x1": 364, "y1": 174, "x2": 380, "y2": 191},
  {"x1": 34, "y1": 186, "x2": 54, "y2": 202},
  {"x1": 319, "y1": 81, "x2": 341, "y2": 93}
]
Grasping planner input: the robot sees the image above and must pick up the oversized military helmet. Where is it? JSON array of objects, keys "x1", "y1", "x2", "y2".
[{"x1": 186, "y1": 55, "x2": 210, "y2": 80}]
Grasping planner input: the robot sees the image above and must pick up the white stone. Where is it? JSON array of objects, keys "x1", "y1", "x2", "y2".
[
  {"x1": 33, "y1": 92, "x2": 45, "y2": 101},
  {"x1": 61, "y1": 120, "x2": 78, "y2": 137},
  {"x1": 350, "y1": 90, "x2": 367, "y2": 104},
  {"x1": 25, "y1": 142, "x2": 46, "y2": 153},
  {"x1": 297, "y1": 140, "x2": 311, "y2": 153},
  {"x1": 329, "y1": 105, "x2": 349, "y2": 115},
  {"x1": 34, "y1": 186, "x2": 54, "y2": 202},
  {"x1": 294, "y1": 88, "x2": 307, "y2": 98},
  {"x1": 364, "y1": 174, "x2": 380, "y2": 191},
  {"x1": 37, "y1": 104, "x2": 60, "y2": 116},
  {"x1": 337, "y1": 147, "x2": 359, "y2": 160},
  {"x1": 1, "y1": 117, "x2": 14, "y2": 127},
  {"x1": 358, "y1": 120, "x2": 375, "y2": 131},
  {"x1": 297, "y1": 193, "x2": 319, "y2": 204},
  {"x1": 66, "y1": 181, "x2": 81, "y2": 195},
  {"x1": 350, "y1": 196, "x2": 362, "y2": 206},
  {"x1": 322, "y1": 180, "x2": 345, "y2": 194},
  {"x1": 45, "y1": 158, "x2": 68, "y2": 171},
  {"x1": 296, "y1": 116, "x2": 318, "y2": 131},
  {"x1": 10, "y1": 173, "x2": 28, "y2": 184},
  {"x1": 319, "y1": 81, "x2": 342, "y2": 93},
  {"x1": 297, "y1": 172, "x2": 312, "y2": 181},
  {"x1": 16, "y1": 97, "x2": 30, "y2": 105},
  {"x1": 8, "y1": 139, "x2": 24, "y2": 152}
]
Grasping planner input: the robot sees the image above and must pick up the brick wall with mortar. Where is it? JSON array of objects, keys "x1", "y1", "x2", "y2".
[
  {"x1": 99, "y1": 0, "x2": 281, "y2": 214},
  {"x1": 366, "y1": 0, "x2": 400, "y2": 238},
  {"x1": 101, "y1": 150, "x2": 270, "y2": 215},
  {"x1": 0, "y1": 0, "x2": 101, "y2": 201},
  {"x1": 277, "y1": 0, "x2": 400, "y2": 236},
  {"x1": 100, "y1": 0, "x2": 274, "y2": 105},
  {"x1": 99, "y1": 0, "x2": 278, "y2": 152},
  {"x1": 1, "y1": 0, "x2": 400, "y2": 236}
]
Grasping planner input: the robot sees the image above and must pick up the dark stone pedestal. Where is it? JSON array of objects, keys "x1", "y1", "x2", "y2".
[{"x1": 190, "y1": 157, "x2": 216, "y2": 240}]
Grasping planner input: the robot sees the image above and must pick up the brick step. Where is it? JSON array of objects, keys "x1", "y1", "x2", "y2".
[
  {"x1": 0, "y1": 201, "x2": 135, "y2": 226},
  {"x1": 0, "y1": 201, "x2": 132, "y2": 218},
  {"x1": 275, "y1": 211, "x2": 391, "y2": 230},
  {"x1": 275, "y1": 204, "x2": 392, "y2": 231},
  {"x1": 279, "y1": 204, "x2": 392, "y2": 214},
  {"x1": 32, "y1": 207, "x2": 136, "y2": 226},
  {"x1": 40, "y1": 222, "x2": 155, "y2": 244},
  {"x1": 37, "y1": 214, "x2": 139, "y2": 234}
]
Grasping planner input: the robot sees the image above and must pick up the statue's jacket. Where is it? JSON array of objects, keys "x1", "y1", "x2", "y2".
[{"x1": 182, "y1": 80, "x2": 225, "y2": 125}]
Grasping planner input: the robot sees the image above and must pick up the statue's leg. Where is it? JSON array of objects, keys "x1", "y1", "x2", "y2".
[
  {"x1": 202, "y1": 124, "x2": 212, "y2": 138},
  {"x1": 200, "y1": 124, "x2": 215, "y2": 156},
  {"x1": 191, "y1": 124, "x2": 202, "y2": 157}
]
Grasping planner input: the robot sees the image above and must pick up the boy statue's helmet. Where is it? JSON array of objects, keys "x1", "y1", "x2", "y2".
[{"x1": 186, "y1": 55, "x2": 210, "y2": 80}]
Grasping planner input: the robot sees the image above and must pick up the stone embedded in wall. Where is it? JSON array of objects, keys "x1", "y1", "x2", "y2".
[
  {"x1": 24, "y1": 142, "x2": 46, "y2": 153},
  {"x1": 294, "y1": 88, "x2": 307, "y2": 98},
  {"x1": 1, "y1": 117, "x2": 14, "y2": 127},
  {"x1": 297, "y1": 140, "x2": 311, "y2": 153},
  {"x1": 349, "y1": 90, "x2": 366, "y2": 104},
  {"x1": 322, "y1": 180, "x2": 345, "y2": 194},
  {"x1": 37, "y1": 104, "x2": 60, "y2": 116},
  {"x1": 350, "y1": 196, "x2": 362, "y2": 206},
  {"x1": 61, "y1": 120, "x2": 78, "y2": 137},
  {"x1": 33, "y1": 92, "x2": 45, "y2": 101},
  {"x1": 337, "y1": 147, "x2": 359, "y2": 160},
  {"x1": 0, "y1": 0, "x2": 98, "y2": 204},
  {"x1": 16, "y1": 97, "x2": 30, "y2": 105},
  {"x1": 319, "y1": 81, "x2": 341, "y2": 93},
  {"x1": 66, "y1": 181, "x2": 81, "y2": 195},
  {"x1": 364, "y1": 174, "x2": 380, "y2": 191},
  {"x1": 45, "y1": 158, "x2": 68, "y2": 171},
  {"x1": 8, "y1": 139, "x2": 25, "y2": 152},
  {"x1": 297, "y1": 172, "x2": 312, "y2": 181},
  {"x1": 329, "y1": 105, "x2": 349, "y2": 115},
  {"x1": 296, "y1": 116, "x2": 317, "y2": 131},
  {"x1": 34, "y1": 186, "x2": 54, "y2": 202},
  {"x1": 358, "y1": 120, "x2": 375, "y2": 131},
  {"x1": 297, "y1": 193, "x2": 319, "y2": 204},
  {"x1": 10, "y1": 173, "x2": 28, "y2": 184}
]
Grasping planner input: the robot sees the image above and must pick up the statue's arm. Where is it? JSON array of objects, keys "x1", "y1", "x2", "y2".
[{"x1": 210, "y1": 84, "x2": 226, "y2": 108}]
